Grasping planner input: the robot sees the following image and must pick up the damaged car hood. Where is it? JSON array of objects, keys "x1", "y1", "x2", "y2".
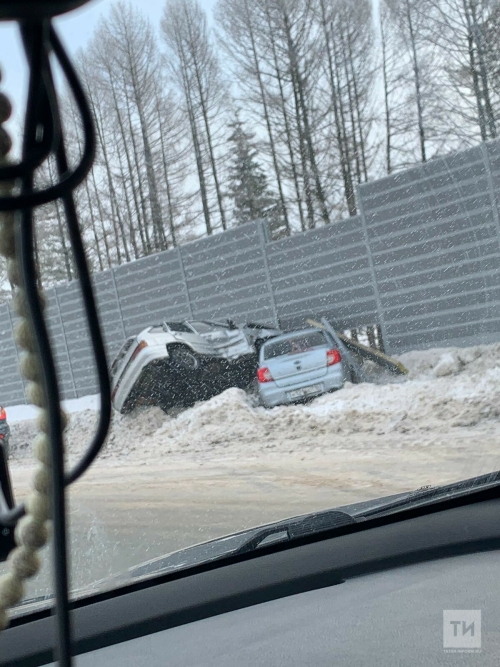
[{"x1": 197, "y1": 328, "x2": 254, "y2": 360}]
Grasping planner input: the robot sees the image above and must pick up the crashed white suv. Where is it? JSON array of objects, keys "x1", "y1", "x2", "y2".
[{"x1": 111, "y1": 320, "x2": 277, "y2": 413}]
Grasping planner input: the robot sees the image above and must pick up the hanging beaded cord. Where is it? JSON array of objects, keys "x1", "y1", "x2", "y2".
[
  {"x1": 0, "y1": 32, "x2": 111, "y2": 667},
  {"x1": 0, "y1": 68, "x2": 61, "y2": 628}
]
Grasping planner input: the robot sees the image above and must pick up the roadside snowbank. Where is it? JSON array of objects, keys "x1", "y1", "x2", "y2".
[
  {"x1": 7, "y1": 342, "x2": 500, "y2": 466},
  {"x1": 5, "y1": 394, "x2": 100, "y2": 423}
]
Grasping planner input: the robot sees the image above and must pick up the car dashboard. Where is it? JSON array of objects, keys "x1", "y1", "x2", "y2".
[{"x1": 44, "y1": 550, "x2": 498, "y2": 667}]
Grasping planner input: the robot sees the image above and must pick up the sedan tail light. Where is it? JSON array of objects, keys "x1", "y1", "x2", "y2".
[
  {"x1": 257, "y1": 366, "x2": 274, "y2": 383},
  {"x1": 327, "y1": 349, "x2": 342, "y2": 366}
]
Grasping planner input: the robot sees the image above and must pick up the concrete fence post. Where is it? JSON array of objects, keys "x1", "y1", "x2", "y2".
[
  {"x1": 257, "y1": 220, "x2": 280, "y2": 327},
  {"x1": 355, "y1": 184, "x2": 390, "y2": 353}
]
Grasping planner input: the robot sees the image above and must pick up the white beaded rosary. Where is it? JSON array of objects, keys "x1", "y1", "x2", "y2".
[{"x1": 0, "y1": 11, "x2": 112, "y2": 664}]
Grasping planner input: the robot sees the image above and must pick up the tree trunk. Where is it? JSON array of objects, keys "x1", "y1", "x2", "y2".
[
  {"x1": 331, "y1": 28, "x2": 357, "y2": 215},
  {"x1": 463, "y1": 0, "x2": 487, "y2": 141},
  {"x1": 366, "y1": 324, "x2": 376, "y2": 349},
  {"x1": 346, "y1": 24, "x2": 369, "y2": 182},
  {"x1": 381, "y1": 14, "x2": 392, "y2": 175},
  {"x1": 185, "y1": 16, "x2": 227, "y2": 231},
  {"x1": 405, "y1": 0, "x2": 426, "y2": 162},
  {"x1": 116, "y1": 149, "x2": 141, "y2": 259},
  {"x1": 319, "y1": 0, "x2": 357, "y2": 216},
  {"x1": 469, "y1": 2, "x2": 496, "y2": 139},
  {"x1": 291, "y1": 67, "x2": 315, "y2": 229},
  {"x1": 107, "y1": 78, "x2": 150, "y2": 255},
  {"x1": 341, "y1": 27, "x2": 363, "y2": 184},
  {"x1": 266, "y1": 17, "x2": 307, "y2": 229},
  {"x1": 122, "y1": 85, "x2": 154, "y2": 252},
  {"x1": 244, "y1": 0, "x2": 291, "y2": 233},
  {"x1": 292, "y1": 51, "x2": 330, "y2": 224},
  {"x1": 376, "y1": 324, "x2": 385, "y2": 353},
  {"x1": 154, "y1": 91, "x2": 178, "y2": 246},
  {"x1": 177, "y1": 41, "x2": 213, "y2": 236},
  {"x1": 98, "y1": 131, "x2": 131, "y2": 263},
  {"x1": 83, "y1": 181, "x2": 105, "y2": 271},
  {"x1": 127, "y1": 52, "x2": 166, "y2": 249},
  {"x1": 89, "y1": 167, "x2": 113, "y2": 268},
  {"x1": 47, "y1": 160, "x2": 73, "y2": 279},
  {"x1": 280, "y1": 11, "x2": 315, "y2": 228}
]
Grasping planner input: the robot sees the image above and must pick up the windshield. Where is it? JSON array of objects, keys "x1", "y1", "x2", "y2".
[{"x1": 1, "y1": 0, "x2": 500, "y2": 611}]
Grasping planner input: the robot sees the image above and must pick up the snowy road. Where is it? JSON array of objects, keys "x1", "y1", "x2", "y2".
[
  {"x1": 4, "y1": 445, "x2": 490, "y2": 602},
  {"x1": 5, "y1": 456, "x2": 395, "y2": 601}
]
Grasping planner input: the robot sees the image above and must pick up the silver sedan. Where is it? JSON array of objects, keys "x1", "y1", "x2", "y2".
[{"x1": 257, "y1": 329, "x2": 345, "y2": 408}]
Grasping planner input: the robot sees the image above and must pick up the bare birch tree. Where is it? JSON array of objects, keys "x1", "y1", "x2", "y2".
[
  {"x1": 162, "y1": 0, "x2": 229, "y2": 233},
  {"x1": 215, "y1": 0, "x2": 292, "y2": 233},
  {"x1": 424, "y1": 0, "x2": 499, "y2": 144}
]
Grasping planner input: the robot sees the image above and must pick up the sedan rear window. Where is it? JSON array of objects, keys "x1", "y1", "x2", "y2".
[{"x1": 264, "y1": 332, "x2": 327, "y2": 359}]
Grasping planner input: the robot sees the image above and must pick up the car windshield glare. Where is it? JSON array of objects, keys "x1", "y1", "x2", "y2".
[{"x1": 264, "y1": 332, "x2": 327, "y2": 359}]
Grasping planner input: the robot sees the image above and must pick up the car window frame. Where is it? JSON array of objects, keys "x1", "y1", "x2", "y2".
[{"x1": 163, "y1": 321, "x2": 196, "y2": 334}]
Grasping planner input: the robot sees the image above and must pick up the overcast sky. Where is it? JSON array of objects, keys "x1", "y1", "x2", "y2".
[
  {"x1": 0, "y1": 0, "x2": 378, "y2": 149},
  {"x1": 0, "y1": 0, "x2": 216, "y2": 146}
]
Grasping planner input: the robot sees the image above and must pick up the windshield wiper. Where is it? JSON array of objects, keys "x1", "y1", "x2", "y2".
[
  {"x1": 87, "y1": 474, "x2": 500, "y2": 592},
  {"x1": 216, "y1": 473, "x2": 500, "y2": 558},
  {"x1": 233, "y1": 509, "x2": 357, "y2": 556},
  {"x1": 233, "y1": 472, "x2": 500, "y2": 559},
  {"x1": 128, "y1": 509, "x2": 357, "y2": 582},
  {"x1": 357, "y1": 470, "x2": 500, "y2": 519},
  {"x1": 19, "y1": 474, "x2": 499, "y2": 611}
]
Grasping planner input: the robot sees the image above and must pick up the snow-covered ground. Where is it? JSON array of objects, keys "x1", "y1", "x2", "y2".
[
  {"x1": 4, "y1": 342, "x2": 500, "y2": 599},
  {"x1": 7, "y1": 342, "x2": 500, "y2": 487},
  {"x1": 5, "y1": 394, "x2": 100, "y2": 423}
]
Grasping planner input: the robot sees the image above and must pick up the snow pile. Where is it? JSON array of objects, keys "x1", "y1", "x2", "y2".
[
  {"x1": 7, "y1": 342, "x2": 500, "y2": 465},
  {"x1": 6, "y1": 394, "x2": 100, "y2": 423},
  {"x1": 398, "y1": 344, "x2": 491, "y2": 379}
]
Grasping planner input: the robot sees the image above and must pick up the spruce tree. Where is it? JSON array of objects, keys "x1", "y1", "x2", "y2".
[{"x1": 227, "y1": 116, "x2": 285, "y2": 235}]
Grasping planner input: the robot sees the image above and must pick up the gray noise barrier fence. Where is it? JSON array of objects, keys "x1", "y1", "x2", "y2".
[{"x1": 2, "y1": 139, "x2": 500, "y2": 404}]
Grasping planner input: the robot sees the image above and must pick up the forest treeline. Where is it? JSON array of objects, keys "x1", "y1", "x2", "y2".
[{"x1": 8, "y1": 0, "x2": 500, "y2": 291}]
